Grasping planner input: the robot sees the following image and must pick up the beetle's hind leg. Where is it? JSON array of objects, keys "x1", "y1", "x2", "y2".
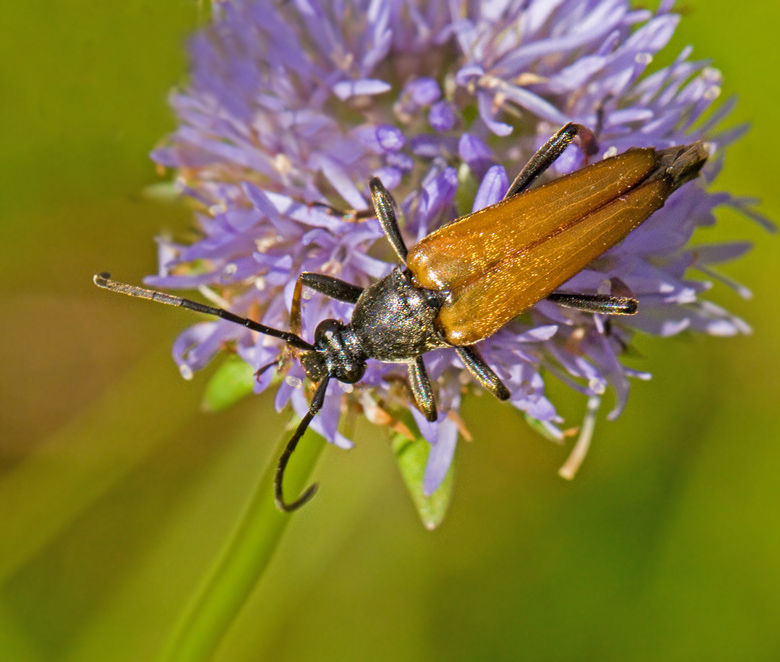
[
  {"x1": 546, "y1": 292, "x2": 638, "y2": 315},
  {"x1": 505, "y1": 123, "x2": 598, "y2": 199},
  {"x1": 455, "y1": 346, "x2": 511, "y2": 401}
]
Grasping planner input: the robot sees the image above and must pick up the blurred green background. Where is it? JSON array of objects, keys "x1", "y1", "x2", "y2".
[{"x1": 1, "y1": 2, "x2": 778, "y2": 660}]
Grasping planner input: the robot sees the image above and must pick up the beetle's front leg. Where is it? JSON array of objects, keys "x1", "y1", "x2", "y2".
[
  {"x1": 369, "y1": 177, "x2": 409, "y2": 265},
  {"x1": 290, "y1": 272, "x2": 365, "y2": 338},
  {"x1": 310, "y1": 179, "x2": 410, "y2": 266}
]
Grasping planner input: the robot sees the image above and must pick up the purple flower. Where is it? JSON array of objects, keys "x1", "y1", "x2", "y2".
[{"x1": 149, "y1": 0, "x2": 771, "y2": 495}]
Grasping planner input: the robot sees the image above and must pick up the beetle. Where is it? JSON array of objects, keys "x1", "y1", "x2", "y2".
[{"x1": 94, "y1": 123, "x2": 708, "y2": 512}]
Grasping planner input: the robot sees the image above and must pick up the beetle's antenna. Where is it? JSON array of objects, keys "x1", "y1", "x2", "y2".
[
  {"x1": 93, "y1": 273, "x2": 314, "y2": 351},
  {"x1": 274, "y1": 376, "x2": 331, "y2": 512}
]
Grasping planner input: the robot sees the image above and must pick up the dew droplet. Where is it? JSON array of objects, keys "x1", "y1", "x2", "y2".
[
  {"x1": 588, "y1": 378, "x2": 606, "y2": 395},
  {"x1": 702, "y1": 66, "x2": 723, "y2": 83},
  {"x1": 704, "y1": 85, "x2": 721, "y2": 101},
  {"x1": 635, "y1": 52, "x2": 653, "y2": 66},
  {"x1": 273, "y1": 153, "x2": 293, "y2": 176},
  {"x1": 221, "y1": 263, "x2": 237, "y2": 282}
]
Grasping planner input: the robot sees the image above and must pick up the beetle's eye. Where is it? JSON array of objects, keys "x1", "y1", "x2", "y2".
[
  {"x1": 340, "y1": 361, "x2": 365, "y2": 384},
  {"x1": 315, "y1": 319, "x2": 341, "y2": 343}
]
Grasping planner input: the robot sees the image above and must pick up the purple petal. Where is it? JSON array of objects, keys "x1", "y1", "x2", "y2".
[
  {"x1": 472, "y1": 165, "x2": 508, "y2": 211},
  {"x1": 429, "y1": 101, "x2": 457, "y2": 132},
  {"x1": 458, "y1": 133, "x2": 495, "y2": 179},
  {"x1": 405, "y1": 77, "x2": 441, "y2": 106}
]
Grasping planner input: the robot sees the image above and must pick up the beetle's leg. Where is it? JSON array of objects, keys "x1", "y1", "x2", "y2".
[
  {"x1": 297, "y1": 273, "x2": 364, "y2": 304},
  {"x1": 455, "y1": 346, "x2": 511, "y2": 401},
  {"x1": 505, "y1": 123, "x2": 597, "y2": 199},
  {"x1": 546, "y1": 292, "x2": 638, "y2": 315},
  {"x1": 275, "y1": 375, "x2": 331, "y2": 512},
  {"x1": 369, "y1": 177, "x2": 408, "y2": 265},
  {"x1": 290, "y1": 272, "x2": 364, "y2": 337},
  {"x1": 407, "y1": 356, "x2": 438, "y2": 422},
  {"x1": 310, "y1": 201, "x2": 375, "y2": 223}
]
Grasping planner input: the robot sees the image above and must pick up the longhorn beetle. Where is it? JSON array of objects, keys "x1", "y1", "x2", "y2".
[{"x1": 94, "y1": 123, "x2": 708, "y2": 512}]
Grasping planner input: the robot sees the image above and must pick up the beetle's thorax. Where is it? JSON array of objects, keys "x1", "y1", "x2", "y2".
[
  {"x1": 300, "y1": 267, "x2": 449, "y2": 385},
  {"x1": 349, "y1": 266, "x2": 448, "y2": 363}
]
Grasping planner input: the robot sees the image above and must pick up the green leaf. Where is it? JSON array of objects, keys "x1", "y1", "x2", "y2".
[
  {"x1": 392, "y1": 433, "x2": 455, "y2": 530},
  {"x1": 201, "y1": 355, "x2": 255, "y2": 413}
]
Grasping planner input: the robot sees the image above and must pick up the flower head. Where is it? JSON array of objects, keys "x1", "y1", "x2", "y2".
[{"x1": 149, "y1": 0, "x2": 770, "y2": 496}]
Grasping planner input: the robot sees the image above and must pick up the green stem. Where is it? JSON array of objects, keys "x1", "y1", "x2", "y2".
[{"x1": 161, "y1": 425, "x2": 326, "y2": 662}]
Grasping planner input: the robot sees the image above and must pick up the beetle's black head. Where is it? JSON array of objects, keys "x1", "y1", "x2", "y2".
[{"x1": 300, "y1": 318, "x2": 366, "y2": 385}]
